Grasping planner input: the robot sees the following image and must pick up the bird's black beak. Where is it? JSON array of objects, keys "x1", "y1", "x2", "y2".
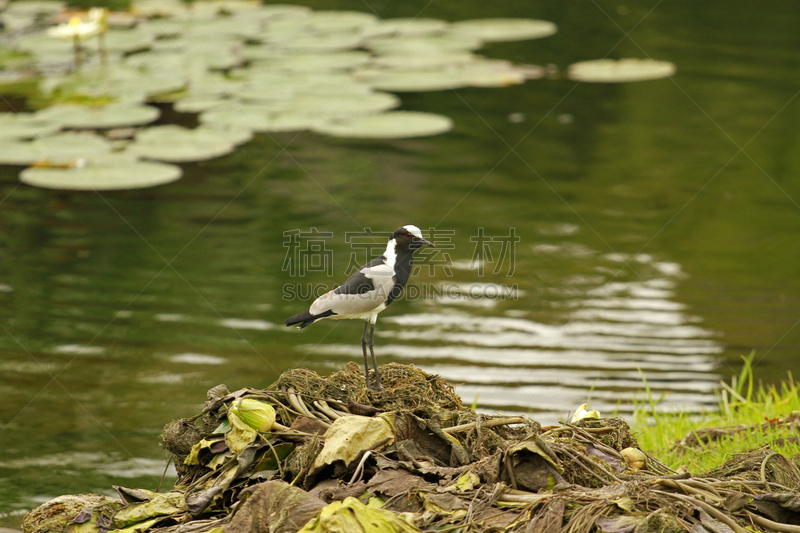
[{"x1": 417, "y1": 237, "x2": 435, "y2": 248}]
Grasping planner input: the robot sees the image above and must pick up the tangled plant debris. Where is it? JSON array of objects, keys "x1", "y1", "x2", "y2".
[{"x1": 22, "y1": 363, "x2": 800, "y2": 533}]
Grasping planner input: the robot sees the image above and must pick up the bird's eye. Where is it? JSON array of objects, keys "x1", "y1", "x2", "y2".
[{"x1": 406, "y1": 233, "x2": 413, "y2": 238}]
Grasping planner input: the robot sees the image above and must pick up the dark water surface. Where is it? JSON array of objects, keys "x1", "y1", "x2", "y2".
[{"x1": 2, "y1": 0, "x2": 800, "y2": 517}]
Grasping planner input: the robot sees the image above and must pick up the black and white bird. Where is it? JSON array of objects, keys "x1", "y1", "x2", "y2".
[{"x1": 285, "y1": 225, "x2": 435, "y2": 390}]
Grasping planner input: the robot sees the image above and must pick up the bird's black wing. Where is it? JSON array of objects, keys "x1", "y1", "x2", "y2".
[{"x1": 333, "y1": 256, "x2": 386, "y2": 295}]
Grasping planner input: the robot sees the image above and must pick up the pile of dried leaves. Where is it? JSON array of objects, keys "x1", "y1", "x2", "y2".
[{"x1": 21, "y1": 363, "x2": 800, "y2": 533}]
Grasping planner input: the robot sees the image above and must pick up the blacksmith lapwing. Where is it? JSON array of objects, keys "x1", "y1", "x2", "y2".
[{"x1": 285, "y1": 225, "x2": 435, "y2": 390}]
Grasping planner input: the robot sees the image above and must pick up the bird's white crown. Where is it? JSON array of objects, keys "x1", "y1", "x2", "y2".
[{"x1": 403, "y1": 225, "x2": 423, "y2": 238}]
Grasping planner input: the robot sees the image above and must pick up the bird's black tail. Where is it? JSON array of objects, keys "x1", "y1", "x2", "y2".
[{"x1": 284, "y1": 309, "x2": 334, "y2": 328}]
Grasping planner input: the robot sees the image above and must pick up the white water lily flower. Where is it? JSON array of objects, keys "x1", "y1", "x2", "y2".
[
  {"x1": 88, "y1": 8, "x2": 108, "y2": 31},
  {"x1": 48, "y1": 16, "x2": 102, "y2": 40}
]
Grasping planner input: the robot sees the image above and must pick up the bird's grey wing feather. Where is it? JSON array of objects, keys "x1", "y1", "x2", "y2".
[{"x1": 311, "y1": 262, "x2": 395, "y2": 316}]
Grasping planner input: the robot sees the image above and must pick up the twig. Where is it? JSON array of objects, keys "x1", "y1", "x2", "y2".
[
  {"x1": 444, "y1": 417, "x2": 527, "y2": 434},
  {"x1": 654, "y1": 490, "x2": 750, "y2": 533},
  {"x1": 760, "y1": 452, "x2": 781, "y2": 487},
  {"x1": 157, "y1": 455, "x2": 173, "y2": 493},
  {"x1": 496, "y1": 492, "x2": 550, "y2": 504},
  {"x1": 349, "y1": 451, "x2": 372, "y2": 484},
  {"x1": 262, "y1": 438, "x2": 283, "y2": 478},
  {"x1": 656, "y1": 479, "x2": 723, "y2": 504},
  {"x1": 747, "y1": 511, "x2": 800, "y2": 533}
]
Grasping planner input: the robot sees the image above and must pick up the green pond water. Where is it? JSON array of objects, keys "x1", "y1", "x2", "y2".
[{"x1": 1, "y1": 0, "x2": 800, "y2": 520}]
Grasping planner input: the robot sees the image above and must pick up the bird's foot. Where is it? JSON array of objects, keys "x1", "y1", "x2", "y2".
[{"x1": 367, "y1": 372, "x2": 384, "y2": 391}]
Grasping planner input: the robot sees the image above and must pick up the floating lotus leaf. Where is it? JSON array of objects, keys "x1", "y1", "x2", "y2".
[
  {"x1": 4, "y1": 0, "x2": 65, "y2": 15},
  {"x1": 14, "y1": 32, "x2": 78, "y2": 58},
  {"x1": 260, "y1": 18, "x2": 315, "y2": 42},
  {"x1": 233, "y1": 71, "x2": 371, "y2": 101},
  {"x1": 0, "y1": 113, "x2": 61, "y2": 141},
  {"x1": 20, "y1": 155, "x2": 182, "y2": 190},
  {"x1": 253, "y1": 51, "x2": 372, "y2": 72},
  {"x1": 259, "y1": 4, "x2": 312, "y2": 19},
  {"x1": 239, "y1": 46, "x2": 285, "y2": 62},
  {"x1": 137, "y1": 20, "x2": 184, "y2": 38},
  {"x1": 199, "y1": 104, "x2": 274, "y2": 131},
  {"x1": 312, "y1": 111, "x2": 453, "y2": 139},
  {"x1": 185, "y1": 0, "x2": 262, "y2": 19},
  {"x1": 127, "y1": 124, "x2": 239, "y2": 162},
  {"x1": 36, "y1": 103, "x2": 160, "y2": 129},
  {"x1": 567, "y1": 58, "x2": 677, "y2": 82},
  {"x1": 302, "y1": 10, "x2": 378, "y2": 32},
  {"x1": 371, "y1": 52, "x2": 478, "y2": 70},
  {"x1": 364, "y1": 33, "x2": 483, "y2": 54},
  {"x1": 2, "y1": 11, "x2": 37, "y2": 32},
  {"x1": 450, "y1": 18, "x2": 558, "y2": 42},
  {"x1": 173, "y1": 95, "x2": 233, "y2": 113},
  {"x1": 135, "y1": 123, "x2": 253, "y2": 146},
  {"x1": 358, "y1": 69, "x2": 470, "y2": 92},
  {"x1": 460, "y1": 60, "x2": 539, "y2": 87},
  {"x1": 282, "y1": 91, "x2": 400, "y2": 117},
  {"x1": 232, "y1": 86, "x2": 294, "y2": 105},
  {"x1": 185, "y1": 73, "x2": 245, "y2": 97},
  {"x1": 200, "y1": 106, "x2": 318, "y2": 133},
  {"x1": 102, "y1": 29, "x2": 155, "y2": 53},
  {"x1": 43, "y1": 66, "x2": 187, "y2": 103},
  {"x1": 147, "y1": 39, "x2": 244, "y2": 70},
  {"x1": 196, "y1": 124, "x2": 254, "y2": 146},
  {"x1": 273, "y1": 32, "x2": 364, "y2": 52},
  {"x1": 131, "y1": 0, "x2": 188, "y2": 18},
  {"x1": 0, "y1": 131, "x2": 111, "y2": 165},
  {"x1": 180, "y1": 16, "x2": 261, "y2": 40},
  {"x1": 363, "y1": 18, "x2": 449, "y2": 38}
]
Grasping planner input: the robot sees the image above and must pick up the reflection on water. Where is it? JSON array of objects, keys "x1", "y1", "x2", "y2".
[{"x1": 305, "y1": 244, "x2": 722, "y2": 423}]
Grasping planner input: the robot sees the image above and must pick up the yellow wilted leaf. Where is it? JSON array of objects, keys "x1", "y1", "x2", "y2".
[{"x1": 298, "y1": 496, "x2": 421, "y2": 533}]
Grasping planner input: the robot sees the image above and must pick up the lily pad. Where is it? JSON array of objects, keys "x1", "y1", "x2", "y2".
[
  {"x1": 311, "y1": 111, "x2": 453, "y2": 139},
  {"x1": 42, "y1": 67, "x2": 187, "y2": 103},
  {"x1": 364, "y1": 18, "x2": 449, "y2": 38},
  {"x1": 567, "y1": 58, "x2": 677, "y2": 82},
  {"x1": 266, "y1": 91, "x2": 400, "y2": 117},
  {"x1": 0, "y1": 113, "x2": 61, "y2": 141},
  {"x1": 102, "y1": 28, "x2": 155, "y2": 53},
  {"x1": 173, "y1": 95, "x2": 233, "y2": 113},
  {"x1": 127, "y1": 124, "x2": 249, "y2": 162},
  {"x1": 35, "y1": 103, "x2": 160, "y2": 129},
  {"x1": 273, "y1": 32, "x2": 365, "y2": 52},
  {"x1": 258, "y1": 4, "x2": 312, "y2": 19},
  {"x1": 131, "y1": 0, "x2": 188, "y2": 18},
  {"x1": 20, "y1": 155, "x2": 182, "y2": 190},
  {"x1": 364, "y1": 33, "x2": 483, "y2": 54},
  {"x1": 460, "y1": 60, "x2": 539, "y2": 87},
  {"x1": 0, "y1": 131, "x2": 111, "y2": 165},
  {"x1": 251, "y1": 51, "x2": 372, "y2": 72},
  {"x1": 200, "y1": 106, "x2": 318, "y2": 133},
  {"x1": 14, "y1": 32, "x2": 80, "y2": 58},
  {"x1": 451, "y1": 18, "x2": 558, "y2": 42},
  {"x1": 185, "y1": 0, "x2": 263, "y2": 19},
  {"x1": 303, "y1": 10, "x2": 378, "y2": 32},
  {"x1": 358, "y1": 69, "x2": 470, "y2": 92},
  {"x1": 371, "y1": 52, "x2": 478, "y2": 70},
  {"x1": 4, "y1": 0, "x2": 65, "y2": 15}
]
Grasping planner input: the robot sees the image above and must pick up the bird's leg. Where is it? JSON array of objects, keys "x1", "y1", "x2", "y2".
[
  {"x1": 368, "y1": 322, "x2": 383, "y2": 391},
  {"x1": 361, "y1": 320, "x2": 371, "y2": 387}
]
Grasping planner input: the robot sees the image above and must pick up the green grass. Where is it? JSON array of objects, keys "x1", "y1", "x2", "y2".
[{"x1": 632, "y1": 352, "x2": 800, "y2": 474}]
